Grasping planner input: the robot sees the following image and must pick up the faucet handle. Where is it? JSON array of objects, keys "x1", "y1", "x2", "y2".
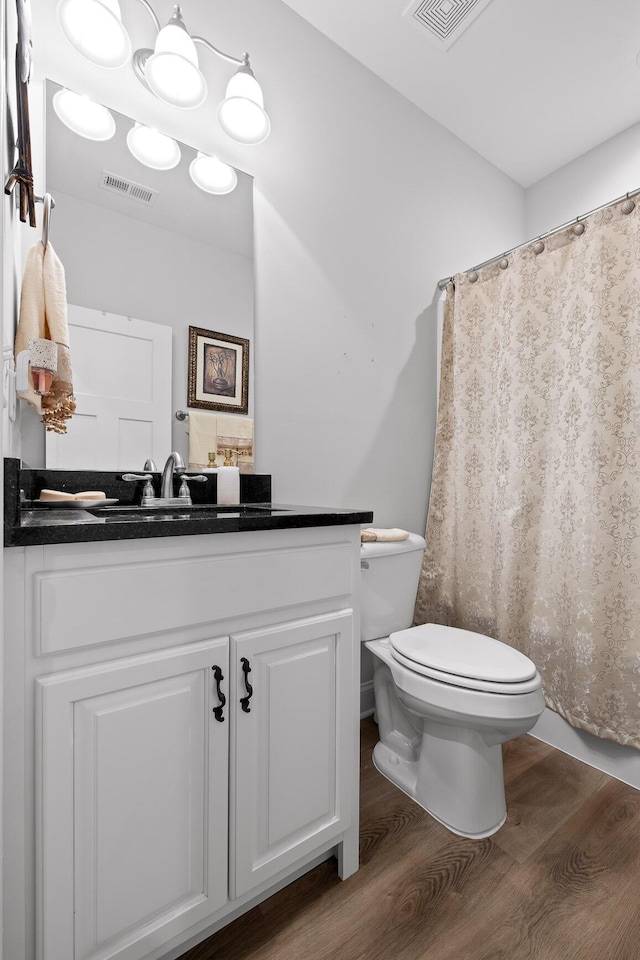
[
  {"x1": 178, "y1": 474, "x2": 207, "y2": 501},
  {"x1": 122, "y1": 473, "x2": 156, "y2": 503}
]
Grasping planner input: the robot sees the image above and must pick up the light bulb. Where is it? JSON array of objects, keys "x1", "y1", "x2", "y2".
[
  {"x1": 189, "y1": 153, "x2": 238, "y2": 195},
  {"x1": 53, "y1": 89, "x2": 116, "y2": 141},
  {"x1": 155, "y1": 17, "x2": 198, "y2": 63},
  {"x1": 218, "y1": 64, "x2": 270, "y2": 145},
  {"x1": 57, "y1": 0, "x2": 131, "y2": 68},
  {"x1": 226, "y1": 70, "x2": 264, "y2": 107},
  {"x1": 145, "y1": 53, "x2": 207, "y2": 108},
  {"x1": 126, "y1": 124, "x2": 181, "y2": 170},
  {"x1": 218, "y1": 98, "x2": 271, "y2": 145},
  {"x1": 144, "y1": 6, "x2": 207, "y2": 109}
]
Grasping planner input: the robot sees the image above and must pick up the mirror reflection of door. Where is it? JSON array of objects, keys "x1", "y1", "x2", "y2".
[{"x1": 45, "y1": 306, "x2": 171, "y2": 470}]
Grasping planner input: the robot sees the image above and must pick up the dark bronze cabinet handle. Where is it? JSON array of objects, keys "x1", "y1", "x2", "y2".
[
  {"x1": 240, "y1": 657, "x2": 253, "y2": 712},
  {"x1": 212, "y1": 665, "x2": 226, "y2": 722}
]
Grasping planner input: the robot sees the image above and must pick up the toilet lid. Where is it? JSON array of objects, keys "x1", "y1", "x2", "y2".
[{"x1": 390, "y1": 623, "x2": 539, "y2": 693}]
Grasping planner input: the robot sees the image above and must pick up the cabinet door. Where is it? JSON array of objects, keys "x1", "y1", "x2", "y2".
[
  {"x1": 231, "y1": 611, "x2": 353, "y2": 897},
  {"x1": 36, "y1": 638, "x2": 229, "y2": 960}
]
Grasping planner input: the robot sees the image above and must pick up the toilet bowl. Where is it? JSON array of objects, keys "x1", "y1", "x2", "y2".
[{"x1": 361, "y1": 534, "x2": 545, "y2": 839}]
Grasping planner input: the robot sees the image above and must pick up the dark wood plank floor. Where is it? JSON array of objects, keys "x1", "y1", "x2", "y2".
[{"x1": 179, "y1": 718, "x2": 640, "y2": 960}]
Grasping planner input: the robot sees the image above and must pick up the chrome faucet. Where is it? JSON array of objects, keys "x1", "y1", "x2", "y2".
[{"x1": 160, "y1": 451, "x2": 186, "y2": 499}]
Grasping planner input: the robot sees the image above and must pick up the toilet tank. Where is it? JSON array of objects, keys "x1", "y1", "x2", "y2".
[{"x1": 360, "y1": 533, "x2": 426, "y2": 642}]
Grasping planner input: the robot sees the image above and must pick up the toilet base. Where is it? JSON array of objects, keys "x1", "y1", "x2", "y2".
[{"x1": 372, "y1": 740, "x2": 507, "y2": 840}]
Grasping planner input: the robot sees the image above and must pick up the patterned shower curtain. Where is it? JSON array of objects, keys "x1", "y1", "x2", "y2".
[{"x1": 414, "y1": 196, "x2": 640, "y2": 749}]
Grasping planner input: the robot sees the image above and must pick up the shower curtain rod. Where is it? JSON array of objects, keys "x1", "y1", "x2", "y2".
[{"x1": 437, "y1": 184, "x2": 640, "y2": 290}]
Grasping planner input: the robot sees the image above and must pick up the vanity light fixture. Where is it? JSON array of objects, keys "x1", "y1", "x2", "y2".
[
  {"x1": 57, "y1": 0, "x2": 271, "y2": 145},
  {"x1": 189, "y1": 152, "x2": 237, "y2": 194},
  {"x1": 52, "y1": 88, "x2": 116, "y2": 141},
  {"x1": 126, "y1": 123, "x2": 182, "y2": 170}
]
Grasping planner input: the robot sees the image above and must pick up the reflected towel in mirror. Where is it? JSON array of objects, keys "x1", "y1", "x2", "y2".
[
  {"x1": 187, "y1": 411, "x2": 254, "y2": 473},
  {"x1": 186, "y1": 409, "x2": 218, "y2": 470},
  {"x1": 216, "y1": 414, "x2": 254, "y2": 474},
  {"x1": 15, "y1": 242, "x2": 75, "y2": 433}
]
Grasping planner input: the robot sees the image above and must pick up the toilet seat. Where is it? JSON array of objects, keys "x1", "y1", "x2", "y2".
[{"x1": 389, "y1": 623, "x2": 541, "y2": 695}]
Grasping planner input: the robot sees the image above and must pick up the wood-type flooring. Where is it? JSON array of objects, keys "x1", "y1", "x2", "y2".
[{"x1": 179, "y1": 717, "x2": 640, "y2": 960}]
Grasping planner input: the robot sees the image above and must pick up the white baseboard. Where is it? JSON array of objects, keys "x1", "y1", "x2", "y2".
[
  {"x1": 360, "y1": 680, "x2": 375, "y2": 719},
  {"x1": 530, "y1": 707, "x2": 640, "y2": 790},
  {"x1": 361, "y1": 685, "x2": 640, "y2": 790}
]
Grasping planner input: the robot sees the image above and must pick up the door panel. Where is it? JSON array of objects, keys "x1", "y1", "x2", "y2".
[
  {"x1": 74, "y1": 675, "x2": 207, "y2": 955},
  {"x1": 36, "y1": 637, "x2": 229, "y2": 960},
  {"x1": 231, "y1": 611, "x2": 353, "y2": 898},
  {"x1": 45, "y1": 305, "x2": 171, "y2": 470}
]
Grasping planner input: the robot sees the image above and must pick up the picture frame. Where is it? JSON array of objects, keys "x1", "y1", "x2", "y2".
[{"x1": 187, "y1": 326, "x2": 249, "y2": 415}]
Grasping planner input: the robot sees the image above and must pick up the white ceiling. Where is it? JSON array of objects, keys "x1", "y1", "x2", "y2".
[{"x1": 279, "y1": 0, "x2": 640, "y2": 187}]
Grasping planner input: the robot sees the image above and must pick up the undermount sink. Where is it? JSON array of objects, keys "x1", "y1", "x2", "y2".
[{"x1": 87, "y1": 503, "x2": 290, "y2": 520}]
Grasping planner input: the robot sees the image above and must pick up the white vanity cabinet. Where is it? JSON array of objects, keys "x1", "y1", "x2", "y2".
[{"x1": 4, "y1": 525, "x2": 362, "y2": 960}]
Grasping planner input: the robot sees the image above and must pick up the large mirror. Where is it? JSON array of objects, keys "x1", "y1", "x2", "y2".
[{"x1": 20, "y1": 79, "x2": 254, "y2": 470}]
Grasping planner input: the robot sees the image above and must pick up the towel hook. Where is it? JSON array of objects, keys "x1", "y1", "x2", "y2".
[{"x1": 35, "y1": 193, "x2": 55, "y2": 248}]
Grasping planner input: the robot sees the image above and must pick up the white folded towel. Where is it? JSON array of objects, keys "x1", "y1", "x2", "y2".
[{"x1": 361, "y1": 528, "x2": 410, "y2": 543}]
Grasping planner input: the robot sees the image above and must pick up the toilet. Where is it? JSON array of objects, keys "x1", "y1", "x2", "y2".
[{"x1": 361, "y1": 533, "x2": 545, "y2": 839}]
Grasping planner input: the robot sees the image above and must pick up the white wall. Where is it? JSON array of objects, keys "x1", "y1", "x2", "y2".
[
  {"x1": 244, "y1": 0, "x2": 524, "y2": 533},
  {"x1": 2, "y1": 6, "x2": 21, "y2": 463},
  {"x1": 525, "y1": 118, "x2": 640, "y2": 237},
  {"x1": 18, "y1": 190, "x2": 254, "y2": 467}
]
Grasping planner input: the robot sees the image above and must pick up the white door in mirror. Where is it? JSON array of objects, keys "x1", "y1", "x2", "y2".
[{"x1": 45, "y1": 304, "x2": 172, "y2": 470}]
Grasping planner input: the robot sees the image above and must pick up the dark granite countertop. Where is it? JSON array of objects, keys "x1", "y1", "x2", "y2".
[{"x1": 4, "y1": 460, "x2": 373, "y2": 547}]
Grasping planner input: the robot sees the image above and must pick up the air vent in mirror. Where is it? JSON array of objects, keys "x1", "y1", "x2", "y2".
[{"x1": 99, "y1": 170, "x2": 158, "y2": 205}]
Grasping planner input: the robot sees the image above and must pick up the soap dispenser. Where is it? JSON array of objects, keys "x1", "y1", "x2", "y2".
[
  {"x1": 203, "y1": 452, "x2": 219, "y2": 473},
  {"x1": 217, "y1": 450, "x2": 240, "y2": 505}
]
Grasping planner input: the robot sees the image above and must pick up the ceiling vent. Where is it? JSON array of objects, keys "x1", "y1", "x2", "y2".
[
  {"x1": 403, "y1": 0, "x2": 495, "y2": 51},
  {"x1": 98, "y1": 170, "x2": 158, "y2": 206}
]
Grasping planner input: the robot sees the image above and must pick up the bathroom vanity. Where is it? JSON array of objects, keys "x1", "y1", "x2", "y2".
[{"x1": 3, "y1": 464, "x2": 372, "y2": 960}]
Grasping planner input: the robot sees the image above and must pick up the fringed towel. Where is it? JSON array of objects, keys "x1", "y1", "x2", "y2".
[
  {"x1": 216, "y1": 414, "x2": 254, "y2": 473},
  {"x1": 15, "y1": 242, "x2": 75, "y2": 433}
]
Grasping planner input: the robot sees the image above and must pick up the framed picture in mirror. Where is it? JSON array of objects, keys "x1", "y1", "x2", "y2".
[{"x1": 188, "y1": 326, "x2": 249, "y2": 414}]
